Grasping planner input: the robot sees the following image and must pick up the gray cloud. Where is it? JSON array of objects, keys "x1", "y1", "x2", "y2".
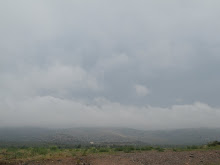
[{"x1": 0, "y1": 0, "x2": 220, "y2": 129}]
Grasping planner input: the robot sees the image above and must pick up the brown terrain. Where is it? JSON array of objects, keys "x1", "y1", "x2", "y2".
[{"x1": 3, "y1": 150, "x2": 220, "y2": 165}]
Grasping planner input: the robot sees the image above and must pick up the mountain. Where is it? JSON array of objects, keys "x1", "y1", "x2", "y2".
[{"x1": 0, "y1": 127, "x2": 220, "y2": 147}]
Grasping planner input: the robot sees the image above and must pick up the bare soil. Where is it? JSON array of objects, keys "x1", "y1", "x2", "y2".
[{"x1": 1, "y1": 150, "x2": 220, "y2": 165}]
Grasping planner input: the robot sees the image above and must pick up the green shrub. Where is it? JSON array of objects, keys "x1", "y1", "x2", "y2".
[
  {"x1": 76, "y1": 144, "x2": 81, "y2": 149},
  {"x1": 114, "y1": 147, "x2": 123, "y2": 151},
  {"x1": 128, "y1": 146, "x2": 135, "y2": 151},
  {"x1": 172, "y1": 148, "x2": 177, "y2": 152},
  {"x1": 155, "y1": 147, "x2": 164, "y2": 152},
  {"x1": 140, "y1": 146, "x2": 153, "y2": 151},
  {"x1": 6, "y1": 147, "x2": 18, "y2": 153},
  {"x1": 14, "y1": 151, "x2": 24, "y2": 158},
  {"x1": 89, "y1": 147, "x2": 98, "y2": 153},
  {"x1": 71, "y1": 152, "x2": 76, "y2": 156},
  {"x1": 191, "y1": 145, "x2": 198, "y2": 149},
  {"x1": 186, "y1": 146, "x2": 191, "y2": 149},
  {"x1": 208, "y1": 141, "x2": 220, "y2": 147},
  {"x1": 98, "y1": 148, "x2": 109, "y2": 152},
  {"x1": 123, "y1": 146, "x2": 135, "y2": 153},
  {"x1": 50, "y1": 146, "x2": 58, "y2": 152},
  {"x1": 123, "y1": 148, "x2": 132, "y2": 153},
  {"x1": 81, "y1": 149, "x2": 87, "y2": 156},
  {"x1": 32, "y1": 147, "x2": 48, "y2": 155}
]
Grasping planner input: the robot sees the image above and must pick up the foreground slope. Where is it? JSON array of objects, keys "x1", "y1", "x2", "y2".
[{"x1": 0, "y1": 149, "x2": 220, "y2": 165}]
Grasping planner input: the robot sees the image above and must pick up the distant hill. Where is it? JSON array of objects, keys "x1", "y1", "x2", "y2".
[{"x1": 0, "y1": 127, "x2": 220, "y2": 147}]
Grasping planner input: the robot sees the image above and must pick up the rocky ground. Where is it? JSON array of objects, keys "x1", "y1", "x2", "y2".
[
  {"x1": 3, "y1": 150, "x2": 219, "y2": 165},
  {"x1": 88, "y1": 150, "x2": 220, "y2": 165}
]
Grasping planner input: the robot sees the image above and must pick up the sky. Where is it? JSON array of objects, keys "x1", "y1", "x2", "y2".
[{"x1": 0, "y1": 0, "x2": 220, "y2": 130}]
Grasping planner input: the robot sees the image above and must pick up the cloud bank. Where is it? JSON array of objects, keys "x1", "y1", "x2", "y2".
[{"x1": 1, "y1": 96, "x2": 219, "y2": 130}]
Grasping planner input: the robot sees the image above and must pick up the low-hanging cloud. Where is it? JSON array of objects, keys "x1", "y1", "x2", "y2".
[{"x1": 0, "y1": 96, "x2": 219, "y2": 130}]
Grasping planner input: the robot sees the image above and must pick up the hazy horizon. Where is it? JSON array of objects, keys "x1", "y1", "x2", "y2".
[
  {"x1": 1, "y1": 126, "x2": 220, "y2": 132},
  {"x1": 1, "y1": 0, "x2": 220, "y2": 130}
]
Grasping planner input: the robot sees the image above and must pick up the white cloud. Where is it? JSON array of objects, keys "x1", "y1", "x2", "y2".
[
  {"x1": 31, "y1": 63, "x2": 100, "y2": 91},
  {"x1": 0, "y1": 97, "x2": 219, "y2": 130},
  {"x1": 0, "y1": 63, "x2": 100, "y2": 99},
  {"x1": 135, "y1": 84, "x2": 150, "y2": 97}
]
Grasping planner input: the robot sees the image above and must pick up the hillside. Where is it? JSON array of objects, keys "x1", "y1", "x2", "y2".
[{"x1": 0, "y1": 127, "x2": 220, "y2": 147}]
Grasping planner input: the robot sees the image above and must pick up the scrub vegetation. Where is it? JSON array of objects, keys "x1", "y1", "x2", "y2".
[{"x1": 0, "y1": 142, "x2": 220, "y2": 164}]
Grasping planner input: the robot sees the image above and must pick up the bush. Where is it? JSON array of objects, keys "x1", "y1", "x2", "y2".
[
  {"x1": 155, "y1": 147, "x2": 164, "y2": 152},
  {"x1": 14, "y1": 151, "x2": 24, "y2": 158},
  {"x1": 50, "y1": 146, "x2": 58, "y2": 152},
  {"x1": 140, "y1": 146, "x2": 153, "y2": 151},
  {"x1": 114, "y1": 147, "x2": 123, "y2": 151},
  {"x1": 89, "y1": 147, "x2": 98, "y2": 153},
  {"x1": 99, "y1": 148, "x2": 109, "y2": 152},
  {"x1": 172, "y1": 148, "x2": 177, "y2": 152},
  {"x1": 6, "y1": 147, "x2": 18, "y2": 153},
  {"x1": 123, "y1": 148, "x2": 132, "y2": 153},
  {"x1": 76, "y1": 144, "x2": 81, "y2": 149},
  {"x1": 32, "y1": 147, "x2": 48, "y2": 155},
  {"x1": 191, "y1": 145, "x2": 198, "y2": 149},
  {"x1": 71, "y1": 152, "x2": 76, "y2": 156},
  {"x1": 208, "y1": 141, "x2": 220, "y2": 147},
  {"x1": 81, "y1": 149, "x2": 87, "y2": 156}
]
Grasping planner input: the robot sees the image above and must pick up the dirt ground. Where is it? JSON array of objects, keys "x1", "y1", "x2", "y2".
[
  {"x1": 1, "y1": 150, "x2": 220, "y2": 165},
  {"x1": 88, "y1": 150, "x2": 220, "y2": 165}
]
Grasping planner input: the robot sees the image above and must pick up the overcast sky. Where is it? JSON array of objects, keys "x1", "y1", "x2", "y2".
[{"x1": 1, "y1": 0, "x2": 220, "y2": 130}]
